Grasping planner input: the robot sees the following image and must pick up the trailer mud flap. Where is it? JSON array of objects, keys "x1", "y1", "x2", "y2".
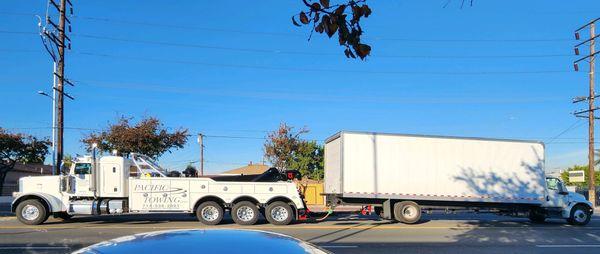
[{"x1": 382, "y1": 199, "x2": 393, "y2": 220}]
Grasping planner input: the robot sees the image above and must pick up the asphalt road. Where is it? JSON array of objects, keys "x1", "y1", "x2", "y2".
[{"x1": 1, "y1": 211, "x2": 600, "y2": 254}]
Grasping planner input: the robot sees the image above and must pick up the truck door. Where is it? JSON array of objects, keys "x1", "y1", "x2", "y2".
[
  {"x1": 545, "y1": 178, "x2": 568, "y2": 208},
  {"x1": 72, "y1": 163, "x2": 93, "y2": 196}
]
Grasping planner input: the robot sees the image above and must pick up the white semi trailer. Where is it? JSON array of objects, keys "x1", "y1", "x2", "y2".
[
  {"x1": 324, "y1": 131, "x2": 594, "y2": 225},
  {"x1": 12, "y1": 153, "x2": 307, "y2": 226}
]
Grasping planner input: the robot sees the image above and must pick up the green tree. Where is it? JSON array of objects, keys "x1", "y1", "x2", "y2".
[
  {"x1": 183, "y1": 164, "x2": 198, "y2": 177},
  {"x1": 264, "y1": 123, "x2": 308, "y2": 169},
  {"x1": 0, "y1": 128, "x2": 50, "y2": 195},
  {"x1": 82, "y1": 116, "x2": 188, "y2": 159},
  {"x1": 289, "y1": 141, "x2": 324, "y2": 181},
  {"x1": 264, "y1": 123, "x2": 324, "y2": 180},
  {"x1": 560, "y1": 164, "x2": 600, "y2": 188}
]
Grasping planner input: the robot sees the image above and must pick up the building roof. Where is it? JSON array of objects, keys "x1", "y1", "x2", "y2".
[
  {"x1": 12, "y1": 163, "x2": 52, "y2": 174},
  {"x1": 221, "y1": 163, "x2": 269, "y2": 175}
]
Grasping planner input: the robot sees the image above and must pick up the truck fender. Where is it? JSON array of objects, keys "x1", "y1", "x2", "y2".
[
  {"x1": 562, "y1": 201, "x2": 593, "y2": 219},
  {"x1": 267, "y1": 195, "x2": 304, "y2": 210},
  {"x1": 11, "y1": 192, "x2": 64, "y2": 213}
]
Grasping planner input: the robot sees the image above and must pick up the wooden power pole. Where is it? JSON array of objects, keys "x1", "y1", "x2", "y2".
[
  {"x1": 55, "y1": 0, "x2": 67, "y2": 175},
  {"x1": 40, "y1": 0, "x2": 74, "y2": 175},
  {"x1": 198, "y1": 133, "x2": 204, "y2": 176},
  {"x1": 574, "y1": 18, "x2": 599, "y2": 207}
]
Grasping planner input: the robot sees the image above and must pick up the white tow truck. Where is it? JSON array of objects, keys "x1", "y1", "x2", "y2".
[{"x1": 11, "y1": 153, "x2": 307, "y2": 225}]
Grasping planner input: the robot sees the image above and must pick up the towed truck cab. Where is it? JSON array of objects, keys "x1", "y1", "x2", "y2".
[{"x1": 542, "y1": 177, "x2": 593, "y2": 225}]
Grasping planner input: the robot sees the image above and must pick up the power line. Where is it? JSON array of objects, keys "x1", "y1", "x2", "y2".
[
  {"x1": 72, "y1": 51, "x2": 571, "y2": 76},
  {"x1": 5, "y1": 126, "x2": 599, "y2": 144},
  {"x1": 0, "y1": 12, "x2": 574, "y2": 42},
  {"x1": 72, "y1": 33, "x2": 575, "y2": 58},
  {"x1": 0, "y1": 30, "x2": 572, "y2": 59},
  {"x1": 545, "y1": 119, "x2": 585, "y2": 144}
]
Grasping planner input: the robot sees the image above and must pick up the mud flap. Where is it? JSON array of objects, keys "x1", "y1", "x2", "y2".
[{"x1": 382, "y1": 199, "x2": 393, "y2": 220}]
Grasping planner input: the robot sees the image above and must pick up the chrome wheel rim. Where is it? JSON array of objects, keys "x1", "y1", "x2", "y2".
[
  {"x1": 270, "y1": 206, "x2": 289, "y2": 222},
  {"x1": 201, "y1": 206, "x2": 219, "y2": 221},
  {"x1": 402, "y1": 206, "x2": 418, "y2": 220},
  {"x1": 22, "y1": 204, "x2": 40, "y2": 221},
  {"x1": 574, "y1": 209, "x2": 587, "y2": 223},
  {"x1": 236, "y1": 206, "x2": 255, "y2": 222}
]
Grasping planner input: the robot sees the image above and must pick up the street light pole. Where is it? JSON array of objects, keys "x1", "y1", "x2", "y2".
[
  {"x1": 37, "y1": 68, "x2": 56, "y2": 175},
  {"x1": 51, "y1": 62, "x2": 57, "y2": 175}
]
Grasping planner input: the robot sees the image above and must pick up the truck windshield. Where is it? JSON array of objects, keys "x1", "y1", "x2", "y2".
[
  {"x1": 74, "y1": 163, "x2": 91, "y2": 174},
  {"x1": 546, "y1": 178, "x2": 560, "y2": 191}
]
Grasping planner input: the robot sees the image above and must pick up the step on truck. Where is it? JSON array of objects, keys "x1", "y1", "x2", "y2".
[
  {"x1": 324, "y1": 131, "x2": 594, "y2": 225},
  {"x1": 12, "y1": 152, "x2": 307, "y2": 225}
]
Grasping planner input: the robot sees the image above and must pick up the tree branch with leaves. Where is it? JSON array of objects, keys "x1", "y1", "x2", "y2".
[
  {"x1": 293, "y1": 0, "x2": 372, "y2": 60},
  {"x1": 263, "y1": 123, "x2": 324, "y2": 180},
  {"x1": 0, "y1": 128, "x2": 50, "y2": 195},
  {"x1": 81, "y1": 116, "x2": 188, "y2": 159}
]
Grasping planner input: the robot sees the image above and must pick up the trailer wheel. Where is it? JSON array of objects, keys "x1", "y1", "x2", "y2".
[
  {"x1": 394, "y1": 201, "x2": 421, "y2": 224},
  {"x1": 16, "y1": 199, "x2": 48, "y2": 225},
  {"x1": 196, "y1": 201, "x2": 224, "y2": 225},
  {"x1": 265, "y1": 201, "x2": 294, "y2": 225},
  {"x1": 232, "y1": 201, "x2": 259, "y2": 225},
  {"x1": 567, "y1": 204, "x2": 591, "y2": 226}
]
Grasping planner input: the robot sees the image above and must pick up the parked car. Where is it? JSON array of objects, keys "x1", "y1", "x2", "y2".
[{"x1": 73, "y1": 229, "x2": 329, "y2": 254}]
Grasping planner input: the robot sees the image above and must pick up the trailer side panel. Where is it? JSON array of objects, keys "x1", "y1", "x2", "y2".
[{"x1": 330, "y1": 132, "x2": 546, "y2": 205}]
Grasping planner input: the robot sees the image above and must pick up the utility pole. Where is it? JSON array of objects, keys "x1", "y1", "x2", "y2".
[
  {"x1": 39, "y1": 0, "x2": 74, "y2": 175},
  {"x1": 574, "y1": 18, "x2": 600, "y2": 207},
  {"x1": 55, "y1": 0, "x2": 67, "y2": 175},
  {"x1": 198, "y1": 133, "x2": 204, "y2": 176}
]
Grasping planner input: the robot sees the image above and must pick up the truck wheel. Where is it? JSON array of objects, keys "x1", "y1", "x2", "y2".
[
  {"x1": 528, "y1": 208, "x2": 546, "y2": 223},
  {"x1": 232, "y1": 201, "x2": 259, "y2": 225},
  {"x1": 196, "y1": 201, "x2": 224, "y2": 225},
  {"x1": 567, "y1": 205, "x2": 591, "y2": 226},
  {"x1": 16, "y1": 199, "x2": 48, "y2": 225},
  {"x1": 394, "y1": 201, "x2": 421, "y2": 224},
  {"x1": 265, "y1": 201, "x2": 294, "y2": 225}
]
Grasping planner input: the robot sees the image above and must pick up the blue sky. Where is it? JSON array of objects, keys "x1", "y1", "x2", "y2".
[{"x1": 1, "y1": 0, "x2": 599, "y2": 173}]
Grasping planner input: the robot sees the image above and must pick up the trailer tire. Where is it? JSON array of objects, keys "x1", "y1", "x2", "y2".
[
  {"x1": 567, "y1": 204, "x2": 591, "y2": 226},
  {"x1": 265, "y1": 201, "x2": 294, "y2": 225},
  {"x1": 196, "y1": 201, "x2": 224, "y2": 225},
  {"x1": 394, "y1": 201, "x2": 421, "y2": 224},
  {"x1": 16, "y1": 199, "x2": 48, "y2": 225},
  {"x1": 232, "y1": 201, "x2": 259, "y2": 225}
]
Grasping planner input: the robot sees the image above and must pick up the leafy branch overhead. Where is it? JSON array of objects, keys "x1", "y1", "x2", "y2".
[
  {"x1": 81, "y1": 116, "x2": 188, "y2": 159},
  {"x1": 292, "y1": 0, "x2": 372, "y2": 60}
]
